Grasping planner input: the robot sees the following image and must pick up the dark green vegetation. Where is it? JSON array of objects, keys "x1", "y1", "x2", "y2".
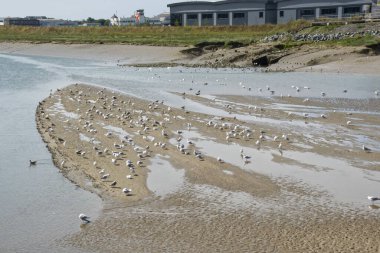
[{"x1": 0, "y1": 20, "x2": 378, "y2": 47}]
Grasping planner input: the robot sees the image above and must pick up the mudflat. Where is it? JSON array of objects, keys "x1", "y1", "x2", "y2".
[{"x1": 36, "y1": 83, "x2": 380, "y2": 253}]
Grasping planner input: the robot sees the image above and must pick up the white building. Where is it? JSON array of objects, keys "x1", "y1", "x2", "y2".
[
  {"x1": 110, "y1": 10, "x2": 146, "y2": 26},
  {"x1": 0, "y1": 18, "x2": 4, "y2": 26}
]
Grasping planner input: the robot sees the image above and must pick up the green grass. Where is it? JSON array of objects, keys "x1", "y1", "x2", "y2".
[
  {"x1": 0, "y1": 20, "x2": 310, "y2": 46},
  {"x1": 325, "y1": 35, "x2": 380, "y2": 47},
  {"x1": 0, "y1": 20, "x2": 377, "y2": 48}
]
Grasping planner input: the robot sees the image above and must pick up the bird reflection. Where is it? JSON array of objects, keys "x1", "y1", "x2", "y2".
[{"x1": 368, "y1": 205, "x2": 380, "y2": 210}]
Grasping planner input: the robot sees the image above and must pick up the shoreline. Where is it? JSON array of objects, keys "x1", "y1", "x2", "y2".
[{"x1": 1, "y1": 42, "x2": 380, "y2": 75}]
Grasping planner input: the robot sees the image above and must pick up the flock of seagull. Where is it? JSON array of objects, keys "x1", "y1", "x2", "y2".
[{"x1": 36, "y1": 81, "x2": 379, "y2": 224}]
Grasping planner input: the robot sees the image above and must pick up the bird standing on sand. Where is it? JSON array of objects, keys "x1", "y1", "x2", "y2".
[
  {"x1": 122, "y1": 188, "x2": 132, "y2": 195},
  {"x1": 368, "y1": 196, "x2": 380, "y2": 205},
  {"x1": 79, "y1": 213, "x2": 90, "y2": 223},
  {"x1": 363, "y1": 145, "x2": 371, "y2": 153}
]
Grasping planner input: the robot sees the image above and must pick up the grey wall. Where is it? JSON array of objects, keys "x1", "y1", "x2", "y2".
[
  {"x1": 170, "y1": 1, "x2": 266, "y2": 13},
  {"x1": 277, "y1": 9, "x2": 297, "y2": 24},
  {"x1": 216, "y1": 17, "x2": 229, "y2": 25},
  {"x1": 202, "y1": 18, "x2": 214, "y2": 26},
  {"x1": 277, "y1": 0, "x2": 371, "y2": 9},
  {"x1": 248, "y1": 11, "x2": 265, "y2": 25}
]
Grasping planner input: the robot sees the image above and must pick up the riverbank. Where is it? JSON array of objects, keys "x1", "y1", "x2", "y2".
[
  {"x1": 1, "y1": 41, "x2": 380, "y2": 75},
  {"x1": 36, "y1": 83, "x2": 380, "y2": 253}
]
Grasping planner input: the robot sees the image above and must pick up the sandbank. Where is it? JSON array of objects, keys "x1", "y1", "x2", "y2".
[{"x1": 36, "y1": 83, "x2": 380, "y2": 253}]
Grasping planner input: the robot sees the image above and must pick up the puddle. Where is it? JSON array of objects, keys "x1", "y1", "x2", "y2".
[
  {"x1": 102, "y1": 125, "x2": 133, "y2": 141},
  {"x1": 49, "y1": 99, "x2": 80, "y2": 119},
  {"x1": 174, "y1": 129, "x2": 380, "y2": 209},
  {"x1": 79, "y1": 133, "x2": 101, "y2": 145},
  {"x1": 222, "y1": 170, "x2": 234, "y2": 175},
  {"x1": 147, "y1": 155, "x2": 185, "y2": 197}
]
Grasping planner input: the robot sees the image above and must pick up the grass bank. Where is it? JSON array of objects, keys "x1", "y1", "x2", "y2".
[
  {"x1": 0, "y1": 21, "x2": 309, "y2": 46},
  {"x1": 1, "y1": 21, "x2": 379, "y2": 48}
]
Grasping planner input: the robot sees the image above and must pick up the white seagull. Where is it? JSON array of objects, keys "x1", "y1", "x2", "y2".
[
  {"x1": 79, "y1": 213, "x2": 90, "y2": 223},
  {"x1": 122, "y1": 188, "x2": 132, "y2": 195},
  {"x1": 368, "y1": 196, "x2": 380, "y2": 205},
  {"x1": 362, "y1": 145, "x2": 371, "y2": 152}
]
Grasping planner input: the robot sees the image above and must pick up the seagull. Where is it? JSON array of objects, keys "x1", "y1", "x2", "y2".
[
  {"x1": 122, "y1": 188, "x2": 132, "y2": 195},
  {"x1": 101, "y1": 173, "x2": 110, "y2": 180},
  {"x1": 368, "y1": 196, "x2": 380, "y2": 204},
  {"x1": 110, "y1": 181, "x2": 117, "y2": 187},
  {"x1": 29, "y1": 160, "x2": 37, "y2": 166},
  {"x1": 79, "y1": 213, "x2": 90, "y2": 223},
  {"x1": 362, "y1": 145, "x2": 371, "y2": 152},
  {"x1": 217, "y1": 157, "x2": 223, "y2": 163}
]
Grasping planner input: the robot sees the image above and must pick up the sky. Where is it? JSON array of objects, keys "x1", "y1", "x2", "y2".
[{"x1": 0, "y1": 0, "x2": 217, "y2": 20}]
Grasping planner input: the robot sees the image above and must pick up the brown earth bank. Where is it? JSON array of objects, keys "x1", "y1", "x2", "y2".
[{"x1": 36, "y1": 84, "x2": 380, "y2": 253}]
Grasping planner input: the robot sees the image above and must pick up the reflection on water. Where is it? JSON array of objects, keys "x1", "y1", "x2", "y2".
[{"x1": 147, "y1": 155, "x2": 185, "y2": 197}]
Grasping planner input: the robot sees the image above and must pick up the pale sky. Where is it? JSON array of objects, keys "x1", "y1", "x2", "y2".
[{"x1": 0, "y1": 0, "x2": 216, "y2": 20}]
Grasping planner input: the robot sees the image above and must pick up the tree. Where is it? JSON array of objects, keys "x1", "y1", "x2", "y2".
[
  {"x1": 86, "y1": 17, "x2": 95, "y2": 23},
  {"x1": 98, "y1": 19, "x2": 110, "y2": 26}
]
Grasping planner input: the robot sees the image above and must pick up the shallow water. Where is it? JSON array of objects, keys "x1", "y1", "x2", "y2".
[
  {"x1": 0, "y1": 56, "x2": 102, "y2": 253},
  {"x1": 0, "y1": 52, "x2": 379, "y2": 252},
  {"x1": 147, "y1": 155, "x2": 185, "y2": 197}
]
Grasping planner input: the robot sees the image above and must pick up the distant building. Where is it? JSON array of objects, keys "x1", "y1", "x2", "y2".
[
  {"x1": 4, "y1": 17, "x2": 40, "y2": 26},
  {"x1": 372, "y1": 0, "x2": 380, "y2": 18},
  {"x1": 149, "y1": 12, "x2": 171, "y2": 25},
  {"x1": 39, "y1": 19, "x2": 78, "y2": 27},
  {"x1": 0, "y1": 18, "x2": 4, "y2": 26},
  {"x1": 168, "y1": 0, "x2": 373, "y2": 26},
  {"x1": 81, "y1": 22, "x2": 101, "y2": 27},
  {"x1": 110, "y1": 10, "x2": 146, "y2": 26}
]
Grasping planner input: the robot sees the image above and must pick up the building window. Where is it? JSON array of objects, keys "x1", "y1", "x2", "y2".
[
  {"x1": 344, "y1": 6, "x2": 361, "y2": 14},
  {"x1": 321, "y1": 8, "x2": 337, "y2": 15},
  {"x1": 259, "y1": 12, "x2": 264, "y2": 18},
  {"x1": 233, "y1": 13, "x2": 245, "y2": 19},
  {"x1": 217, "y1": 13, "x2": 229, "y2": 19},
  {"x1": 300, "y1": 9, "x2": 315, "y2": 16},
  {"x1": 279, "y1": 11, "x2": 284, "y2": 17},
  {"x1": 202, "y1": 14, "x2": 213, "y2": 19},
  {"x1": 187, "y1": 14, "x2": 198, "y2": 20}
]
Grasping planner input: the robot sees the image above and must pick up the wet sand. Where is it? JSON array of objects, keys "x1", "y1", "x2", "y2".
[
  {"x1": 2, "y1": 42, "x2": 380, "y2": 75},
  {"x1": 36, "y1": 84, "x2": 380, "y2": 253},
  {"x1": 0, "y1": 42, "x2": 187, "y2": 65}
]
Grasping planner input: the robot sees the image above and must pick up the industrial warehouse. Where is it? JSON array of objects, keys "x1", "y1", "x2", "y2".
[{"x1": 168, "y1": 0, "x2": 379, "y2": 26}]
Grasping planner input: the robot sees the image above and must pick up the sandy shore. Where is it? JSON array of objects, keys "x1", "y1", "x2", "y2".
[
  {"x1": 2, "y1": 42, "x2": 380, "y2": 75},
  {"x1": 36, "y1": 83, "x2": 380, "y2": 253},
  {"x1": 0, "y1": 42, "x2": 187, "y2": 64}
]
